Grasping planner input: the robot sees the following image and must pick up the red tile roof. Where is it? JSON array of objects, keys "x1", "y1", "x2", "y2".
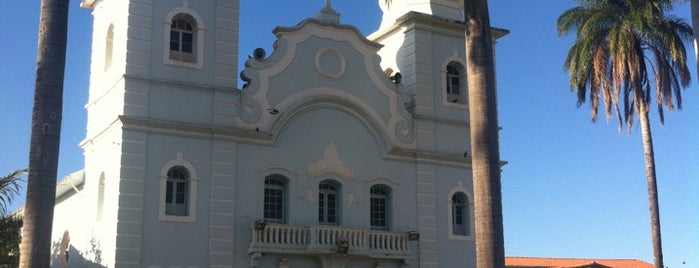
[{"x1": 505, "y1": 257, "x2": 654, "y2": 268}]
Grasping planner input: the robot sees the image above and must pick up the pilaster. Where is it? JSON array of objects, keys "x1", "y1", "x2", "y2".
[
  {"x1": 208, "y1": 141, "x2": 237, "y2": 267},
  {"x1": 416, "y1": 163, "x2": 438, "y2": 267},
  {"x1": 214, "y1": 0, "x2": 240, "y2": 88},
  {"x1": 114, "y1": 130, "x2": 148, "y2": 268},
  {"x1": 124, "y1": 0, "x2": 153, "y2": 77}
]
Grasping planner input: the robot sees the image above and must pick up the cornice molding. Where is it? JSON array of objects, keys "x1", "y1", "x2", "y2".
[
  {"x1": 119, "y1": 115, "x2": 273, "y2": 145},
  {"x1": 273, "y1": 19, "x2": 383, "y2": 50},
  {"x1": 413, "y1": 114, "x2": 470, "y2": 127},
  {"x1": 385, "y1": 147, "x2": 472, "y2": 169},
  {"x1": 116, "y1": 115, "x2": 474, "y2": 168},
  {"x1": 369, "y1": 11, "x2": 509, "y2": 42},
  {"x1": 123, "y1": 74, "x2": 239, "y2": 93}
]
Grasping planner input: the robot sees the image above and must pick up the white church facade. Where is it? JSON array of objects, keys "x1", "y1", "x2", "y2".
[{"x1": 49, "y1": 0, "x2": 507, "y2": 267}]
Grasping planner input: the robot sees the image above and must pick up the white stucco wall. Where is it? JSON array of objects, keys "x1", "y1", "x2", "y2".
[{"x1": 60, "y1": 0, "x2": 483, "y2": 267}]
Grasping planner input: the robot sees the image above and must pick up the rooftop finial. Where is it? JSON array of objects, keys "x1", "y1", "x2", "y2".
[{"x1": 317, "y1": 0, "x2": 340, "y2": 24}]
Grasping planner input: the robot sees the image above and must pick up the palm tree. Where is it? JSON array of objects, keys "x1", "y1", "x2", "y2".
[
  {"x1": 1, "y1": 170, "x2": 26, "y2": 267},
  {"x1": 20, "y1": 0, "x2": 70, "y2": 267},
  {"x1": 557, "y1": 1, "x2": 692, "y2": 268},
  {"x1": 463, "y1": 1, "x2": 506, "y2": 267}
]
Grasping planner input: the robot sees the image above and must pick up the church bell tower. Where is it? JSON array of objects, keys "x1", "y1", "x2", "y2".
[{"x1": 79, "y1": 0, "x2": 240, "y2": 266}]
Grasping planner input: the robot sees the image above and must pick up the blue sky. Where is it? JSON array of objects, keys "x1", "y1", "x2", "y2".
[{"x1": 1, "y1": 0, "x2": 697, "y2": 267}]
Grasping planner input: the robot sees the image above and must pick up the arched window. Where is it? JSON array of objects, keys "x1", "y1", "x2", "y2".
[
  {"x1": 165, "y1": 166, "x2": 190, "y2": 216},
  {"x1": 104, "y1": 24, "x2": 113, "y2": 71},
  {"x1": 163, "y1": 7, "x2": 204, "y2": 69},
  {"x1": 370, "y1": 184, "x2": 391, "y2": 230},
  {"x1": 96, "y1": 173, "x2": 105, "y2": 221},
  {"x1": 451, "y1": 192, "x2": 469, "y2": 236},
  {"x1": 159, "y1": 154, "x2": 198, "y2": 222},
  {"x1": 169, "y1": 13, "x2": 196, "y2": 62},
  {"x1": 445, "y1": 61, "x2": 467, "y2": 104},
  {"x1": 318, "y1": 180, "x2": 339, "y2": 225},
  {"x1": 446, "y1": 64, "x2": 460, "y2": 96},
  {"x1": 264, "y1": 175, "x2": 287, "y2": 223}
]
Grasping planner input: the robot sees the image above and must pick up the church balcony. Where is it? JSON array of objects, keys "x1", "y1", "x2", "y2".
[{"x1": 248, "y1": 222, "x2": 413, "y2": 261}]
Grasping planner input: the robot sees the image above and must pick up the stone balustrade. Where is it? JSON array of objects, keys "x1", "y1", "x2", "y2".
[{"x1": 248, "y1": 223, "x2": 411, "y2": 260}]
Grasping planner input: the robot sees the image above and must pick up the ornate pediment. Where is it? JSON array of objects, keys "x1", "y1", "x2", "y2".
[
  {"x1": 237, "y1": 17, "x2": 415, "y2": 150},
  {"x1": 307, "y1": 143, "x2": 354, "y2": 180}
]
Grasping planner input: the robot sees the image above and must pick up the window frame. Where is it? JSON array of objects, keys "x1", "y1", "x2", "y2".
[
  {"x1": 163, "y1": 7, "x2": 205, "y2": 69},
  {"x1": 446, "y1": 64, "x2": 461, "y2": 100},
  {"x1": 442, "y1": 57, "x2": 468, "y2": 107},
  {"x1": 159, "y1": 153, "x2": 198, "y2": 222},
  {"x1": 96, "y1": 173, "x2": 105, "y2": 221},
  {"x1": 451, "y1": 193, "x2": 468, "y2": 235},
  {"x1": 263, "y1": 175, "x2": 288, "y2": 224},
  {"x1": 165, "y1": 166, "x2": 190, "y2": 216},
  {"x1": 446, "y1": 181, "x2": 474, "y2": 240},
  {"x1": 370, "y1": 184, "x2": 391, "y2": 231},
  {"x1": 104, "y1": 24, "x2": 113, "y2": 71},
  {"x1": 318, "y1": 180, "x2": 340, "y2": 225},
  {"x1": 169, "y1": 15, "x2": 196, "y2": 62}
]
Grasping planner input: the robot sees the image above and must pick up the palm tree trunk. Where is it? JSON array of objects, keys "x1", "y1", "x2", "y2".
[
  {"x1": 463, "y1": 1, "x2": 505, "y2": 267},
  {"x1": 691, "y1": 0, "x2": 699, "y2": 78},
  {"x1": 638, "y1": 102, "x2": 664, "y2": 268},
  {"x1": 20, "y1": 0, "x2": 69, "y2": 267}
]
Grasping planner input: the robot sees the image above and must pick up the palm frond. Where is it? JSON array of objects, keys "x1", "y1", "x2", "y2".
[
  {"x1": 557, "y1": 0, "x2": 692, "y2": 130},
  {"x1": 0, "y1": 169, "x2": 26, "y2": 215}
]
